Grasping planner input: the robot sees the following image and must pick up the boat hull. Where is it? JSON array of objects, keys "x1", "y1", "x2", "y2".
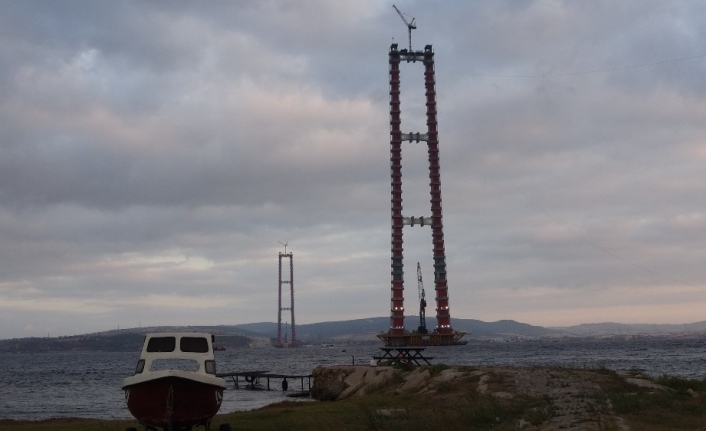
[{"x1": 124, "y1": 375, "x2": 224, "y2": 429}]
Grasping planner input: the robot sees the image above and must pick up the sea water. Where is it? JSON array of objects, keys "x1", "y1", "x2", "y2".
[{"x1": 1, "y1": 336, "x2": 705, "y2": 421}]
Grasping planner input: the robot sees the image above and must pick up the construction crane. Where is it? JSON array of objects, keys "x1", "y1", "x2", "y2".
[
  {"x1": 416, "y1": 262, "x2": 428, "y2": 334},
  {"x1": 393, "y1": 4, "x2": 416, "y2": 52}
]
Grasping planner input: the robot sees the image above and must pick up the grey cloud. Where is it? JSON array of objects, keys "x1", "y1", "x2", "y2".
[{"x1": 1, "y1": 0, "x2": 706, "y2": 338}]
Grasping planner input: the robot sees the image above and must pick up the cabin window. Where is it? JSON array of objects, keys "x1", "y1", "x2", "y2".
[
  {"x1": 134, "y1": 359, "x2": 145, "y2": 374},
  {"x1": 180, "y1": 337, "x2": 209, "y2": 353},
  {"x1": 205, "y1": 360, "x2": 216, "y2": 375},
  {"x1": 150, "y1": 358, "x2": 200, "y2": 372},
  {"x1": 146, "y1": 337, "x2": 176, "y2": 352}
]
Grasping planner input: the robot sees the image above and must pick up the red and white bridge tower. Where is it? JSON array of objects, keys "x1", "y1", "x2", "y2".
[
  {"x1": 378, "y1": 43, "x2": 465, "y2": 347},
  {"x1": 276, "y1": 250, "x2": 296, "y2": 347}
]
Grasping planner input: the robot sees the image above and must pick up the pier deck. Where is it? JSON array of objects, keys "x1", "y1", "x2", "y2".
[{"x1": 217, "y1": 370, "x2": 312, "y2": 392}]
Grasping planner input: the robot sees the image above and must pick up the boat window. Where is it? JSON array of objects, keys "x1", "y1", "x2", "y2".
[
  {"x1": 205, "y1": 360, "x2": 216, "y2": 375},
  {"x1": 150, "y1": 358, "x2": 200, "y2": 372},
  {"x1": 146, "y1": 337, "x2": 176, "y2": 352},
  {"x1": 180, "y1": 337, "x2": 209, "y2": 353},
  {"x1": 134, "y1": 359, "x2": 145, "y2": 374}
]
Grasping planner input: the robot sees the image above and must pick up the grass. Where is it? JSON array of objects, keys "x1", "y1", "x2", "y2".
[
  {"x1": 596, "y1": 372, "x2": 706, "y2": 431},
  {"x1": 0, "y1": 391, "x2": 552, "y2": 431},
  {"x1": 656, "y1": 374, "x2": 706, "y2": 392},
  {"x1": 0, "y1": 418, "x2": 137, "y2": 431},
  {"x1": 219, "y1": 393, "x2": 554, "y2": 431}
]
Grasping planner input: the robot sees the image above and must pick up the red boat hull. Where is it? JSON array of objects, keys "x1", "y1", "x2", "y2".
[{"x1": 125, "y1": 376, "x2": 224, "y2": 429}]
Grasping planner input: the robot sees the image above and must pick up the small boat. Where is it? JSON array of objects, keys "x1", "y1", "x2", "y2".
[{"x1": 122, "y1": 332, "x2": 230, "y2": 431}]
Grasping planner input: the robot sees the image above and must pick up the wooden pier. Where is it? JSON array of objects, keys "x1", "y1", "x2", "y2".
[
  {"x1": 217, "y1": 370, "x2": 312, "y2": 393},
  {"x1": 373, "y1": 347, "x2": 434, "y2": 366}
]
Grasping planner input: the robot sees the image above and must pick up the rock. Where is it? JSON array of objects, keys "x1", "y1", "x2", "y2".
[
  {"x1": 377, "y1": 408, "x2": 407, "y2": 418},
  {"x1": 624, "y1": 377, "x2": 670, "y2": 391},
  {"x1": 431, "y1": 369, "x2": 466, "y2": 383},
  {"x1": 312, "y1": 366, "x2": 399, "y2": 400},
  {"x1": 399, "y1": 368, "x2": 431, "y2": 392},
  {"x1": 311, "y1": 366, "x2": 353, "y2": 401},
  {"x1": 356, "y1": 368, "x2": 396, "y2": 397},
  {"x1": 316, "y1": 380, "x2": 348, "y2": 401},
  {"x1": 344, "y1": 367, "x2": 368, "y2": 387},
  {"x1": 338, "y1": 379, "x2": 366, "y2": 400},
  {"x1": 367, "y1": 368, "x2": 395, "y2": 389},
  {"x1": 477, "y1": 373, "x2": 489, "y2": 394}
]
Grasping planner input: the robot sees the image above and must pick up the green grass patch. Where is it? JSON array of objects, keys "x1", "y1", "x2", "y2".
[
  {"x1": 597, "y1": 372, "x2": 706, "y2": 430},
  {"x1": 656, "y1": 375, "x2": 706, "y2": 392}
]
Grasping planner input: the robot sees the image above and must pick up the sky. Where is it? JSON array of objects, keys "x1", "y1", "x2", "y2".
[{"x1": 1, "y1": 1, "x2": 706, "y2": 339}]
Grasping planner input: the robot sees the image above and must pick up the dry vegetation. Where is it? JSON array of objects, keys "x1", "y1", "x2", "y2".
[{"x1": 3, "y1": 366, "x2": 706, "y2": 431}]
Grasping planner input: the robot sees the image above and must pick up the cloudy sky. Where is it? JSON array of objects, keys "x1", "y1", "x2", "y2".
[{"x1": 1, "y1": 1, "x2": 705, "y2": 339}]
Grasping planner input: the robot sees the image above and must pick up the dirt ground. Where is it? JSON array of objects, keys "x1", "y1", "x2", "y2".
[{"x1": 475, "y1": 366, "x2": 631, "y2": 430}]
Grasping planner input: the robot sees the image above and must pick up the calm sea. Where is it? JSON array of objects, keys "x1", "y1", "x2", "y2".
[{"x1": 1, "y1": 336, "x2": 705, "y2": 421}]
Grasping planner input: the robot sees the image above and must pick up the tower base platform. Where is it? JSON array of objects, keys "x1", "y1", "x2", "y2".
[{"x1": 377, "y1": 331, "x2": 467, "y2": 347}]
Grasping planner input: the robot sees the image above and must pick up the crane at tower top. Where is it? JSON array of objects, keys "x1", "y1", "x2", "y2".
[{"x1": 393, "y1": 4, "x2": 416, "y2": 52}]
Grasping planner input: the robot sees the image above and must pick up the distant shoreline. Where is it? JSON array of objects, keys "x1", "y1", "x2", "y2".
[
  {"x1": 2, "y1": 329, "x2": 706, "y2": 354},
  {"x1": 3, "y1": 317, "x2": 706, "y2": 353}
]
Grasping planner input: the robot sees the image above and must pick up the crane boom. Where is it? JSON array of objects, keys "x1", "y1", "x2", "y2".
[
  {"x1": 417, "y1": 262, "x2": 428, "y2": 334},
  {"x1": 392, "y1": 4, "x2": 416, "y2": 52}
]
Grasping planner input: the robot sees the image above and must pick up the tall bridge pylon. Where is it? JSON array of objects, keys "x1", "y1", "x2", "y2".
[
  {"x1": 276, "y1": 251, "x2": 296, "y2": 347},
  {"x1": 378, "y1": 43, "x2": 465, "y2": 347}
]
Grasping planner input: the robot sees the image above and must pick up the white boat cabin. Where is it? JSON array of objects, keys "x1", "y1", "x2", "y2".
[{"x1": 132, "y1": 332, "x2": 218, "y2": 377}]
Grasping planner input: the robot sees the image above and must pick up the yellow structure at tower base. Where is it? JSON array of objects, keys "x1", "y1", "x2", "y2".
[{"x1": 377, "y1": 331, "x2": 466, "y2": 347}]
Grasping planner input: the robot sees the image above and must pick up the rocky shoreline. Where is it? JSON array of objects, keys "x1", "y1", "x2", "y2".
[{"x1": 309, "y1": 364, "x2": 703, "y2": 430}]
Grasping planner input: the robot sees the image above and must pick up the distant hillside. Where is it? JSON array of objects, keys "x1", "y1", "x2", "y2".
[
  {"x1": 452, "y1": 318, "x2": 564, "y2": 339},
  {"x1": 0, "y1": 332, "x2": 146, "y2": 353},
  {"x1": 0, "y1": 317, "x2": 558, "y2": 352},
  {"x1": 554, "y1": 321, "x2": 706, "y2": 337},
  {"x1": 0, "y1": 328, "x2": 250, "y2": 353},
  {"x1": 4, "y1": 318, "x2": 706, "y2": 352},
  {"x1": 221, "y1": 318, "x2": 706, "y2": 341},
  {"x1": 222, "y1": 317, "x2": 563, "y2": 341}
]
